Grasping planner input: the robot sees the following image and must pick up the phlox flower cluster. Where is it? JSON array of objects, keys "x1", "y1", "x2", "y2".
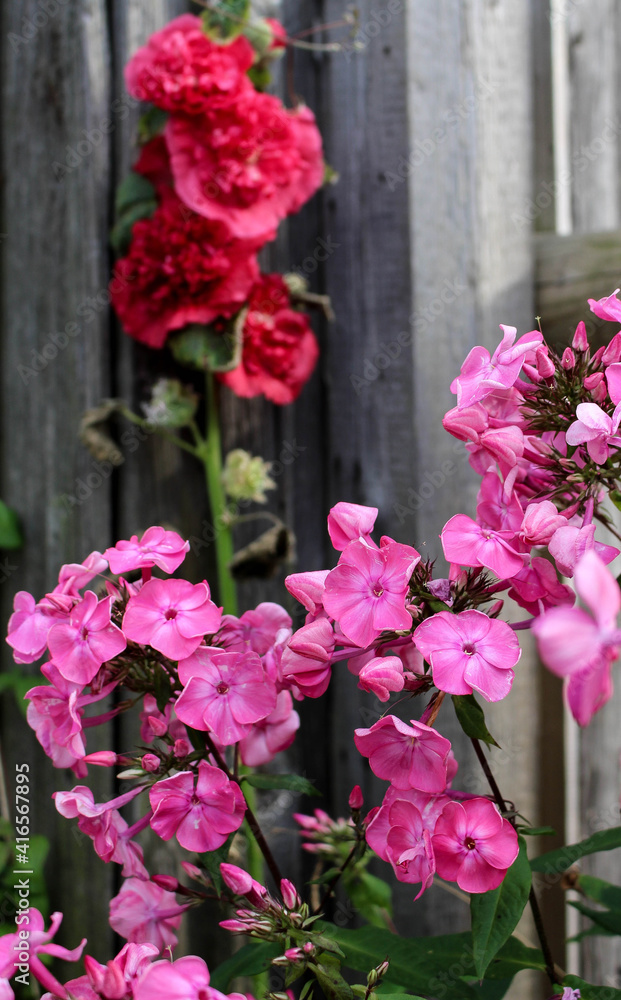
[{"x1": 111, "y1": 14, "x2": 323, "y2": 404}]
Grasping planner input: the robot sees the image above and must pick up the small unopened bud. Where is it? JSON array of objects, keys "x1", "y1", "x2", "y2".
[
  {"x1": 102, "y1": 961, "x2": 127, "y2": 1000},
  {"x1": 536, "y1": 347, "x2": 555, "y2": 380},
  {"x1": 181, "y1": 861, "x2": 202, "y2": 879},
  {"x1": 367, "y1": 970, "x2": 379, "y2": 988},
  {"x1": 522, "y1": 362, "x2": 541, "y2": 383},
  {"x1": 375, "y1": 961, "x2": 389, "y2": 978},
  {"x1": 284, "y1": 947, "x2": 304, "y2": 962},
  {"x1": 141, "y1": 753, "x2": 160, "y2": 772},
  {"x1": 280, "y1": 878, "x2": 302, "y2": 910},
  {"x1": 82, "y1": 751, "x2": 118, "y2": 767},
  {"x1": 147, "y1": 715, "x2": 168, "y2": 737},
  {"x1": 561, "y1": 347, "x2": 576, "y2": 370},
  {"x1": 283, "y1": 272, "x2": 309, "y2": 297},
  {"x1": 349, "y1": 785, "x2": 364, "y2": 810},
  {"x1": 591, "y1": 381, "x2": 608, "y2": 403},
  {"x1": 584, "y1": 371, "x2": 604, "y2": 390},
  {"x1": 488, "y1": 599, "x2": 504, "y2": 618},
  {"x1": 572, "y1": 320, "x2": 589, "y2": 352},
  {"x1": 151, "y1": 874, "x2": 179, "y2": 892},
  {"x1": 603, "y1": 333, "x2": 621, "y2": 365},
  {"x1": 303, "y1": 941, "x2": 315, "y2": 954},
  {"x1": 173, "y1": 738, "x2": 191, "y2": 758},
  {"x1": 221, "y1": 863, "x2": 254, "y2": 896}
]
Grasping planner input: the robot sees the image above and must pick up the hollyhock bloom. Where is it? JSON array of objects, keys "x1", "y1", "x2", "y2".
[
  {"x1": 413, "y1": 610, "x2": 521, "y2": 702},
  {"x1": 6, "y1": 591, "x2": 73, "y2": 664},
  {"x1": 125, "y1": 15, "x2": 254, "y2": 114},
  {"x1": 0, "y1": 909, "x2": 86, "y2": 1000},
  {"x1": 450, "y1": 326, "x2": 543, "y2": 409},
  {"x1": 149, "y1": 761, "x2": 245, "y2": 852},
  {"x1": 280, "y1": 617, "x2": 335, "y2": 697},
  {"x1": 565, "y1": 401, "x2": 621, "y2": 464},
  {"x1": 110, "y1": 192, "x2": 261, "y2": 350},
  {"x1": 238, "y1": 691, "x2": 300, "y2": 766},
  {"x1": 533, "y1": 551, "x2": 621, "y2": 725},
  {"x1": 355, "y1": 716, "x2": 451, "y2": 792},
  {"x1": 323, "y1": 538, "x2": 420, "y2": 648},
  {"x1": 441, "y1": 513, "x2": 524, "y2": 578},
  {"x1": 432, "y1": 798, "x2": 519, "y2": 892},
  {"x1": 285, "y1": 570, "x2": 330, "y2": 618},
  {"x1": 123, "y1": 579, "x2": 222, "y2": 660},
  {"x1": 519, "y1": 500, "x2": 566, "y2": 547},
  {"x1": 588, "y1": 287, "x2": 621, "y2": 324},
  {"x1": 47, "y1": 592, "x2": 126, "y2": 684},
  {"x1": 548, "y1": 522, "x2": 618, "y2": 578},
  {"x1": 219, "y1": 602, "x2": 292, "y2": 656},
  {"x1": 104, "y1": 527, "x2": 190, "y2": 576},
  {"x1": 357, "y1": 655, "x2": 405, "y2": 701},
  {"x1": 508, "y1": 557, "x2": 574, "y2": 616},
  {"x1": 218, "y1": 274, "x2": 319, "y2": 404},
  {"x1": 175, "y1": 647, "x2": 276, "y2": 744},
  {"x1": 55, "y1": 551, "x2": 108, "y2": 596},
  {"x1": 133, "y1": 956, "x2": 228, "y2": 1000},
  {"x1": 109, "y1": 879, "x2": 188, "y2": 952},
  {"x1": 166, "y1": 92, "x2": 324, "y2": 240},
  {"x1": 84, "y1": 942, "x2": 159, "y2": 1000},
  {"x1": 327, "y1": 502, "x2": 378, "y2": 551}
]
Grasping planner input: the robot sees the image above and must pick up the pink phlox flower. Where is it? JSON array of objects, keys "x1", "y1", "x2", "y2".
[
  {"x1": 519, "y1": 500, "x2": 567, "y2": 547},
  {"x1": 54, "y1": 551, "x2": 109, "y2": 596},
  {"x1": 482, "y1": 386, "x2": 527, "y2": 426},
  {"x1": 109, "y1": 879, "x2": 189, "y2": 953},
  {"x1": 605, "y1": 361, "x2": 621, "y2": 405},
  {"x1": 133, "y1": 955, "x2": 227, "y2": 1000},
  {"x1": 442, "y1": 403, "x2": 489, "y2": 443},
  {"x1": 149, "y1": 761, "x2": 245, "y2": 852},
  {"x1": 220, "y1": 863, "x2": 270, "y2": 910},
  {"x1": 47, "y1": 592, "x2": 126, "y2": 685},
  {"x1": 432, "y1": 798, "x2": 519, "y2": 892},
  {"x1": 508, "y1": 557, "x2": 574, "y2": 617},
  {"x1": 603, "y1": 333, "x2": 621, "y2": 365},
  {"x1": 327, "y1": 502, "x2": 378, "y2": 551},
  {"x1": 450, "y1": 326, "x2": 543, "y2": 409},
  {"x1": 384, "y1": 799, "x2": 436, "y2": 898},
  {"x1": 175, "y1": 647, "x2": 276, "y2": 745},
  {"x1": 533, "y1": 551, "x2": 621, "y2": 725},
  {"x1": 441, "y1": 513, "x2": 525, "y2": 579},
  {"x1": 123, "y1": 579, "x2": 222, "y2": 660},
  {"x1": 280, "y1": 618, "x2": 335, "y2": 698},
  {"x1": 323, "y1": 537, "x2": 420, "y2": 648},
  {"x1": 218, "y1": 602, "x2": 292, "y2": 656},
  {"x1": 365, "y1": 786, "x2": 450, "y2": 863},
  {"x1": 140, "y1": 694, "x2": 187, "y2": 745},
  {"x1": 355, "y1": 715, "x2": 451, "y2": 792},
  {"x1": 476, "y1": 472, "x2": 523, "y2": 535},
  {"x1": 260, "y1": 624, "x2": 294, "y2": 690},
  {"x1": 84, "y1": 942, "x2": 159, "y2": 1000},
  {"x1": 238, "y1": 690, "x2": 300, "y2": 766},
  {"x1": 548, "y1": 522, "x2": 618, "y2": 578},
  {"x1": 356, "y1": 655, "x2": 405, "y2": 701},
  {"x1": 53, "y1": 785, "x2": 149, "y2": 878},
  {"x1": 285, "y1": 569, "x2": 330, "y2": 619},
  {"x1": 414, "y1": 610, "x2": 521, "y2": 702},
  {"x1": 0, "y1": 909, "x2": 86, "y2": 1000},
  {"x1": 6, "y1": 591, "x2": 73, "y2": 664},
  {"x1": 588, "y1": 287, "x2": 621, "y2": 324},
  {"x1": 565, "y1": 401, "x2": 621, "y2": 464},
  {"x1": 104, "y1": 526, "x2": 190, "y2": 576},
  {"x1": 467, "y1": 425, "x2": 525, "y2": 480}
]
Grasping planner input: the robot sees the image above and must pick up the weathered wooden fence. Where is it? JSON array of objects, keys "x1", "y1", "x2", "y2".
[{"x1": 1, "y1": 0, "x2": 620, "y2": 995}]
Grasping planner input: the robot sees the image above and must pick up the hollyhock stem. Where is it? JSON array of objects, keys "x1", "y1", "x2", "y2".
[
  {"x1": 471, "y1": 739, "x2": 558, "y2": 987},
  {"x1": 200, "y1": 371, "x2": 238, "y2": 615}
]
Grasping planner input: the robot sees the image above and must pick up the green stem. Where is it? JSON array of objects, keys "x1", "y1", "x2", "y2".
[
  {"x1": 119, "y1": 407, "x2": 200, "y2": 457},
  {"x1": 200, "y1": 371, "x2": 238, "y2": 615}
]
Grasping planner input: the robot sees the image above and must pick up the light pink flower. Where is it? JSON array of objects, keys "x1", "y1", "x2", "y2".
[
  {"x1": 149, "y1": 761, "x2": 245, "y2": 852},
  {"x1": 588, "y1": 287, "x2": 621, "y2": 324},
  {"x1": 519, "y1": 501, "x2": 566, "y2": 547},
  {"x1": 84, "y1": 942, "x2": 159, "y2": 1000},
  {"x1": 239, "y1": 691, "x2": 300, "y2": 766},
  {"x1": 55, "y1": 551, "x2": 108, "y2": 596},
  {"x1": 323, "y1": 538, "x2": 420, "y2": 648},
  {"x1": 109, "y1": 879, "x2": 188, "y2": 953},
  {"x1": 450, "y1": 326, "x2": 543, "y2": 409},
  {"x1": 218, "y1": 602, "x2": 292, "y2": 656},
  {"x1": 357, "y1": 655, "x2": 405, "y2": 701},
  {"x1": 280, "y1": 618, "x2": 335, "y2": 698},
  {"x1": 565, "y1": 401, "x2": 621, "y2": 464},
  {"x1": 413, "y1": 610, "x2": 521, "y2": 702},
  {"x1": 175, "y1": 648, "x2": 276, "y2": 745},
  {"x1": 53, "y1": 785, "x2": 149, "y2": 878},
  {"x1": 432, "y1": 798, "x2": 519, "y2": 892},
  {"x1": 355, "y1": 715, "x2": 451, "y2": 792},
  {"x1": 285, "y1": 570, "x2": 330, "y2": 618},
  {"x1": 48, "y1": 592, "x2": 126, "y2": 684},
  {"x1": 508, "y1": 557, "x2": 574, "y2": 617},
  {"x1": 123, "y1": 579, "x2": 222, "y2": 660},
  {"x1": 0, "y1": 909, "x2": 85, "y2": 1000},
  {"x1": 384, "y1": 798, "x2": 436, "y2": 899},
  {"x1": 133, "y1": 956, "x2": 226, "y2": 1000},
  {"x1": 6, "y1": 591, "x2": 72, "y2": 664},
  {"x1": 327, "y1": 502, "x2": 378, "y2": 551},
  {"x1": 441, "y1": 513, "x2": 524, "y2": 579},
  {"x1": 548, "y1": 522, "x2": 618, "y2": 578},
  {"x1": 104, "y1": 527, "x2": 190, "y2": 576}
]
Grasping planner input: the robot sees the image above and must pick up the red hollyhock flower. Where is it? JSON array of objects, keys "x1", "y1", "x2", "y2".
[
  {"x1": 165, "y1": 90, "x2": 324, "y2": 241},
  {"x1": 110, "y1": 191, "x2": 261, "y2": 349},
  {"x1": 133, "y1": 136, "x2": 174, "y2": 195},
  {"x1": 125, "y1": 14, "x2": 254, "y2": 114},
  {"x1": 218, "y1": 275, "x2": 319, "y2": 404}
]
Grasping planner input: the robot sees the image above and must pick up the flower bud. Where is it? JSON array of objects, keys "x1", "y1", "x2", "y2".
[
  {"x1": 221, "y1": 863, "x2": 254, "y2": 896},
  {"x1": 181, "y1": 861, "x2": 202, "y2": 879},
  {"x1": 147, "y1": 715, "x2": 168, "y2": 737},
  {"x1": 221, "y1": 449, "x2": 276, "y2": 504},
  {"x1": 348, "y1": 785, "x2": 364, "y2": 810},
  {"x1": 561, "y1": 347, "x2": 576, "y2": 370},
  {"x1": 283, "y1": 947, "x2": 304, "y2": 962},
  {"x1": 141, "y1": 377, "x2": 198, "y2": 429},
  {"x1": 82, "y1": 751, "x2": 118, "y2": 767},
  {"x1": 572, "y1": 320, "x2": 589, "y2": 352},
  {"x1": 536, "y1": 347, "x2": 555, "y2": 380},
  {"x1": 151, "y1": 874, "x2": 179, "y2": 892},
  {"x1": 584, "y1": 372, "x2": 604, "y2": 390},
  {"x1": 280, "y1": 878, "x2": 301, "y2": 911},
  {"x1": 102, "y1": 961, "x2": 127, "y2": 1000},
  {"x1": 603, "y1": 332, "x2": 621, "y2": 365},
  {"x1": 173, "y1": 738, "x2": 191, "y2": 758},
  {"x1": 141, "y1": 753, "x2": 160, "y2": 773}
]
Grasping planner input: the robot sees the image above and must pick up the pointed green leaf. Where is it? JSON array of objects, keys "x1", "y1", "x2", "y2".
[
  {"x1": 577, "y1": 873, "x2": 621, "y2": 910},
  {"x1": 452, "y1": 694, "x2": 500, "y2": 748},
  {"x1": 530, "y1": 826, "x2": 621, "y2": 874},
  {"x1": 343, "y1": 870, "x2": 393, "y2": 928},
  {"x1": 111, "y1": 172, "x2": 157, "y2": 254},
  {"x1": 209, "y1": 942, "x2": 281, "y2": 991},
  {"x1": 471, "y1": 836, "x2": 531, "y2": 979},
  {"x1": 169, "y1": 315, "x2": 245, "y2": 373},
  {"x1": 242, "y1": 772, "x2": 320, "y2": 796},
  {"x1": 569, "y1": 899, "x2": 621, "y2": 935},
  {"x1": 137, "y1": 106, "x2": 169, "y2": 144},
  {"x1": 0, "y1": 500, "x2": 22, "y2": 550},
  {"x1": 201, "y1": 0, "x2": 250, "y2": 41},
  {"x1": 558, "y1": 976, "x2": 621, "y2": 999}
]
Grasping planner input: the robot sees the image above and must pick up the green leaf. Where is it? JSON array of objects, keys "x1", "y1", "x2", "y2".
[
  {"x1": 0, "y1": 672, "x2": 34, "y2": 716},
  {"x1": 343, "y1": 870, "x2": 393, "y2": 928},
  {"x1": 569, "y1": 899, "x2": 621, "y2": 935},
  {"x1": 242, "y1": 772, "x2": 321, "y2": 797},
  {"x1": 577, "y1": 873, "x2": 621, "y2": 910},
  {"x1": 309, "y1": 956, "x2": 356, "y2": 1000},
  {"x1": 137, "y1": 106, "x2": 168, "y2": 144},
  {"x1": 517, "y1": 826, "x2": 555, "y2": 837},
  {"x1": 209, "y1": 942, "x2": 281, "y2": 991},
  {"x1": 470, "y1": 836, "x2": 531, "y2": 979},
  {"x1": 201, "y1": 0, "x2": 250, "y2": 41},
  {"x1": 452, "y1": 694, "x2": 500, "y2": 748},
  {"x1": 372, "y1": 994, "x2": 426, "y2": 1000},
  {"x1": 559, "y1": 976, "x2": 621, "y2": 999},
  {"x1": 111, "y1": 172, "x2": 157, "y2": 254},
  {"x1": 0, "y1": 501, "x2": 22, "y2": 550},
  {"x1": 169, "y1": 315, "x2": 245, "y2": 373},
  {"x1": 609, "y1": 489, "x2": 621, "y2": 513},
  {"x1": 530, "y1": 825, "x2": 621, "y2": 874}
]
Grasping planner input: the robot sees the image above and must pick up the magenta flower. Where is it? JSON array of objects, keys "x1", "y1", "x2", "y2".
[
  {"x1": 450, "y1": 325, "x2": 543, "y2": 409},
  {"x1": 0, "y1": 909, "x2": 85, "y2": 1000},
  {"x1": 548, "y1": 522, "x2": 618, "y2": 577},
  {"x1": 519, "y1": 500, "x2": 566, "y2": 547},
  {"x1": 133, "y1": 956, "x2": 223, "y2": 1000},
  {"x1": 413, "y1": 610, "x2": 521, "y2": 702},
  {"x1": 55, "y1": 550, "x2": 108, "y2": 596},
  {"x1": 104, "y1": 526, "x2": 190, "y2": 576},
  {"x1": 323, "y1": 538, "x2": 420, "y2": 648},
  {"x1": 284, "y1": 569, "x2": 330, "y2": 617},
  {"x1": 327, "y1": 501, "x2": 378, "y2": 551},
  {"x1": 109, "y1": 879, "x2": 189, "y2": 953},
  {"x1": 441, "y1": 513, "x2": 524, "y2": 579},
  {"x1": 149, "y1": 761, "x2": 245, "y2": 852},
  {"x1": 385, "y1": 798, "x2": 436, "y2": 899},
  {"x1": 47, "y1": 592, "x2": 126, "y2": 684},
  {"x1": 53, "y1": 785, "x2": 149, "y2": 878},
  {"x1": 357, "y1": 655, "x2": 405, "y2": 702},
  {"x1": 432, "y1": 798, "x2": 519, "y2": 892},
  {"x1": 280, "y1": 617, "x2": 336, "y2": 698},
  {"x1": 588, "y1": 287, "x2": 621, "y2": 323},
  {"x1": 123, "y1": 579, "x2": 222, "y2": 660},
  {"x1": 6, "y1": 590, "x2": 72, "y2": 664},
  {"x1": 175, "y1": 647, "x2": 277, "y2": 745},
  {"x1": 355, "y1": 715, "x2": 451, "y2": 792},
  {"x1": 565, "y1": 401, "x2": 621, "y2": 464},
  {"x1": 508, "y1": 556, "x2": 574, "y2": 617},
  {"x1": 238, "y1": 690, "x2": 300, "y2": 766},
  {"x1": 219, "y1": 601, "x2": 292, "y2": 656},
  {"x1": 84, "y1": 942, "x2": 159, "y2": 1000}
]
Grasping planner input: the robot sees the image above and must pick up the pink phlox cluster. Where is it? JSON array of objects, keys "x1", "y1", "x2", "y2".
[
  {"x1": 133, "y1": 955, "x2": 231, "y2": 1000},
  {"x1": 450, "y1": 325, "x2": 543, "y2": 409},
  {"x1": 122, "y1": 579, "x2": 222, "y2": 660},
  {"x1": 53, "y1": 785, "x2": 149, "y2": 878},
  {"x1": 109, "y1": 879, "x2": 189, "y2": 953},
  {"x1": 48, "y1": 591, "x2": 126, "y2": 685},
  {"x1": 238, "y1": 690, "x2": 300, "y2": 766},
  {"x1": 0, "y1": 909, "x2": 86, "y2": 1000},
  {"x1": 83, "y1": 943, "x2": 160, "y2": 1000},
  {"x1": 104, "y1": 526, "x2": 190, "y2": 576},
  {"x1": 149, "y1": 761, "x2": 245, "y2": 852},
  {"x1": 354, "y1": 716, "x2": 451, "y2": 792}
]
